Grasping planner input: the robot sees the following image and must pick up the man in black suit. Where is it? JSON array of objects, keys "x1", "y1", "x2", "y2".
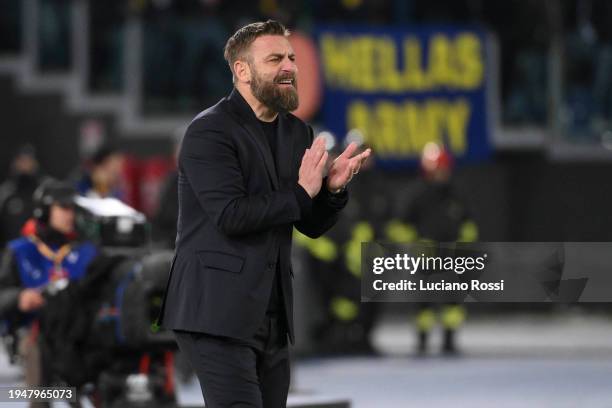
[{"x1": 158, "y1": 20, "x2": 371, "y2": 408}]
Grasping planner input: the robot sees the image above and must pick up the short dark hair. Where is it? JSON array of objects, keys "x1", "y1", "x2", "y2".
[
  {"x1": 224, "y1": 20, "x2": 290, "y2": 76},
  {"x1": 91, "y1": 144, "x2": 121, "y2": 166}
]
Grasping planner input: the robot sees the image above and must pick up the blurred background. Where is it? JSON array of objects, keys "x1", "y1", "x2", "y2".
[{"x1": 1, "y1": 0, "x2": 612, "y2": 407}]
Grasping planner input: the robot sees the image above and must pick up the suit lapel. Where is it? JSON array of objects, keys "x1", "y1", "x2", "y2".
[
  {"x1": 227, "y1": 89, "x2": 279, "y2": 190},
  {"x1": 276, "y1": 113, "x2": 295, "y2": 185}
]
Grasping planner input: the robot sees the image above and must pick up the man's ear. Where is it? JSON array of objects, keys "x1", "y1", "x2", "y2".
[{"x1": 234, "y1": 59, "x2": 251, "y2": 84}]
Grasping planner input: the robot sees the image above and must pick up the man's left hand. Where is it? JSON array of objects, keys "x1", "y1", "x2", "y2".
[{"x1": 326, "y1": 143, "x2": 372, "y2": 193}]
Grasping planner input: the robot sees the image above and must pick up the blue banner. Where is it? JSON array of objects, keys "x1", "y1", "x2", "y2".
[{"x1": 314, "y1": 25, "x2": 491, "y2": 168}]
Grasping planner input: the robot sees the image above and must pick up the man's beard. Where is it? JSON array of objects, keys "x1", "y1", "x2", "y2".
[{"x1": 249, "y1": 66, "x2": 299, "y2": 113}]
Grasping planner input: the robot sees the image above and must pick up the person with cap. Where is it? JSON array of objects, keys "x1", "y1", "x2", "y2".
[
  {"x1": 389, "y1": 143, "x2": 479, "y2": 355},
  {"x1": 0, "y1": 180, "x2": 98, "y2": 407},
  {"x1": 0, "y1": 145, "x2": 46, "y2": 248}
]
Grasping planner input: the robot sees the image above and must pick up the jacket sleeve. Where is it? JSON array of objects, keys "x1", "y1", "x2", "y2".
[
  {"x1": 293, "y1": 180, "x2": 347, "y2": 238},
  {"x1": 181, "y1": 122, "x2": 305, "y2": 237},
  {"x1": 293, "y1": 125, "x2": 348, "y2": 238},
  {"x1": 0, "y1": 249, "x2": 22, "y2": 319}
]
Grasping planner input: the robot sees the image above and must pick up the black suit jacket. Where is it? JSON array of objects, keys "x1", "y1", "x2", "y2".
[{"x1": 158, "y1": 89, "x2": 347, "y2": 343}]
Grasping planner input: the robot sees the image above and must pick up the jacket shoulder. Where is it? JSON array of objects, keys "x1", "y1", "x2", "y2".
[
  {"x1": 189, "y1": 98, "x2": 232, "y2": 133},
  {"x1": 0, "y1": 180, "x2": 17, "y2": 208},
  {"x1": 7, "y1": 237, "x2": 34, "y2": 253},
  {"x1": 73, "y1": 241, "x2": 98, "y2": 257}
]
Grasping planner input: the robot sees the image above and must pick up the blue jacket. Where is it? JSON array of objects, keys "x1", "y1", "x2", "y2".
[
  {"x1": 8, "y1": 237, "x2": 97, "y2": 289},
  {"x1": 0, "y1": 236, "x2": 98, "y2": 324}
]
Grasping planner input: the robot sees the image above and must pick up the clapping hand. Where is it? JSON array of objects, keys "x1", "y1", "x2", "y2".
[
  {"x1": 326, "y1": 142, "x2": 371, "y2": 193},
  {"x1": 298, "y1": 136, "x2": 328, "y2": 198}
]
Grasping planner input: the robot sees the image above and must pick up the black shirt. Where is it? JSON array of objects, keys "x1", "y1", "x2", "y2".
[
  {"x1": 260, "y1": 117, "x2": 278, "y2": 160},
  {"x1": 258, "y1": 118, "x2": 284, "y2": 318}
]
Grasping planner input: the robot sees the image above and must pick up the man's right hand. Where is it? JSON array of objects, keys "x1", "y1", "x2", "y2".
[
  {"x1": 298, "y1": 136, "x2": 328, "y2": 198},
  {"x1": 18, "y1": 289, "x2": 45, "y2": 312}
]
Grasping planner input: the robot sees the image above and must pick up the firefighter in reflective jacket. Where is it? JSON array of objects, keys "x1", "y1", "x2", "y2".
[
  {"x1": 295, "y1": 139, "x2": 388, "y2": 354},
  {"x1": 387, "y1": 143, "x2": 478, "y2": 355}
]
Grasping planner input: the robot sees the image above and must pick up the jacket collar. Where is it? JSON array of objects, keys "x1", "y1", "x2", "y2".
[{"x1": 227, "y1": 88, "x2": 295, "y2": 189}]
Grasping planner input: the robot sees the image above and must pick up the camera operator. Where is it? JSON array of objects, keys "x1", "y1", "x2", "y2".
[{"x1": 0, "y1": 180, "x2": 98, "y2": 408}]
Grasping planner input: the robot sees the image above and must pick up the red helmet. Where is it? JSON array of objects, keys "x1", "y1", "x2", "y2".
[{"x1": 420, "y1": 142, "x2": 453, "y2": 175}]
